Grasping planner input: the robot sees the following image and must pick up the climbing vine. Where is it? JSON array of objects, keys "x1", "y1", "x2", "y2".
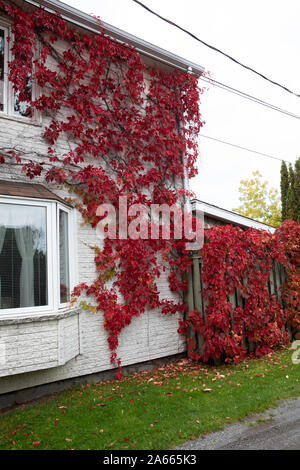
[
  {"x1": 0, "y1": 1, "x2": 203, "y2": 377},
  {"x1": 276, "y1": 220, "x2": 300, "y2": 335},
  {"x1": 181, "y1": 221, "x2": 300, "y2": 364},
  {"x1": 1, "y1": 2, "x2": 298, "y2": 374}
]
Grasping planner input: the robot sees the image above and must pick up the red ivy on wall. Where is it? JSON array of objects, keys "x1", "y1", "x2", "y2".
[{"x1": 0, "y1": 1, "x2": 203, "y2": 377}]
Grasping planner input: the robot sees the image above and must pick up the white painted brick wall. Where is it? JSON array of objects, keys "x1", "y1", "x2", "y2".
[
  {"x1": 0, "y1": 25, "x2": 187, "y2": 394},
  {"x1": 0, "y1": 111, "x2": 186, "y2": 397}
]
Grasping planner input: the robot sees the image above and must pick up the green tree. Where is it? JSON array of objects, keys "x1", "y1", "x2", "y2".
[
  {"x1": 280, "y1": 161, "x2": 289, "y2": 221},
  {"x1": 287, "y1": 164, "x2": 296, "y2": 220},
  {"x1": 233, "y1": 170, "x2": 281, "y2": 227},
  {"x1": 280, "y1": 157, "x2": 300, "y2": 222}
]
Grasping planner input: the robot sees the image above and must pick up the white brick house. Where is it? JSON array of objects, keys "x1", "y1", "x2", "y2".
[{"x1": 0, "y1": 0, "x2": 206, "y2": 397}]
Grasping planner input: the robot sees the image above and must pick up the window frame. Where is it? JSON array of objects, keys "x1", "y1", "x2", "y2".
[
  {"x1": 0, "y1": 194, "x2": 76, "y2": 318},
  {"x1": 0, "y1": 21, "x2": 9, "y2": 116},
  {"x1": 0, "y1": 19, "x2": 39, "y2": 122},
  {"x1": 57, "y1": 204, "x2": 75, "y2": 309}
]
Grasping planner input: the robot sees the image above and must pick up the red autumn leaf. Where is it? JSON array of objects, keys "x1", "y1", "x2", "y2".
[{"x1": 32, "y1": 441, "x2": 41, "y2": 448}]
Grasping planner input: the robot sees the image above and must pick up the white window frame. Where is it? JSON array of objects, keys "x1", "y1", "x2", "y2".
[
  {"x1": 0, "y1": 195, "x2": 76, "y2": 317},
  {"x1": 0, "y1": 19, "x2": 39, "y2": 121},
  {"x1": 0, "y1": 21, "x2": 9, "y2": 116},
  {"x1": 57, "y1": 204, "x2": 76, "y2": 309}
]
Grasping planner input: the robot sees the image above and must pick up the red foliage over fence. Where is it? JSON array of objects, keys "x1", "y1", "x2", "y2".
[
  {"x1": 181, "y1": 221, "x2": 300, "y2": 364},
  {"x1": 277, "y1": 220, "x2": 300, "y2": 333}
]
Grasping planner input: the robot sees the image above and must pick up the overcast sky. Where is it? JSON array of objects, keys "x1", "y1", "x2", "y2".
[{"x1": 63, "y1": 0, "x2": 300, "y2": 211}]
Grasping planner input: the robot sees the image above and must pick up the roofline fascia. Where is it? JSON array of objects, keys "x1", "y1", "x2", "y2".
[
  {"x1": 192, "y1": 199, "x2": 276, "y2": 233},
  {"x1": 23, "y1": 0, "x2": 205, "y2": 76}
]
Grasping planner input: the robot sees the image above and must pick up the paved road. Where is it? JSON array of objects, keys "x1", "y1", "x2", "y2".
[{"x1": 177, "y1": 397, "x2": 300, "y2": 450}]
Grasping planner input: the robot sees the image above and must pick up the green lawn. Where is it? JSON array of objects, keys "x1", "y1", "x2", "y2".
[{"x1": 0, "y1": 348, "x2": 299, "y2": 450}]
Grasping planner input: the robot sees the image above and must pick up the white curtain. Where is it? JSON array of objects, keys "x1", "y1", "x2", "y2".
[
  {"x1": 15, "y1": 226, "x2": 35, "y2": 308},
  {"x1": 0, "y1": 226, "x2": 6, "y2": 309}
]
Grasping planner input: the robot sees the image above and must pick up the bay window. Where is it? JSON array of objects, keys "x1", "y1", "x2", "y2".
[{"x1": 0, "y1": 195, "x2": 75, "y2": 316}]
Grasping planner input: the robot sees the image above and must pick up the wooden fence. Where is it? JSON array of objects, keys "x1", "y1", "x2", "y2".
[{"x1": 185, "y1": 253, "x2": 290, "y2": 358}]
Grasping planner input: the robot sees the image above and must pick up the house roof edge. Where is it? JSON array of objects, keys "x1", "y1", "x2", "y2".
[{"x1": 24, "y1": 0, "x2": 205, "y2": 75}]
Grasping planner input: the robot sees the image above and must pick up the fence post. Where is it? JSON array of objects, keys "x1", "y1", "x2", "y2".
[{"x1": 192, "y1": 253, "x2": 205, "y2": 356}]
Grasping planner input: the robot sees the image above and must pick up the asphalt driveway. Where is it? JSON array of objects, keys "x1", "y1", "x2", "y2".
[{"x1": 177, "y1": 396, "x2": 300, "y2": 450}]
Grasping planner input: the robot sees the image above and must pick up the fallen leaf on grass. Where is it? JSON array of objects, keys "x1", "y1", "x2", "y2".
[{"x1": 202, "y1": 388, "x2": 213, "y2": 392}]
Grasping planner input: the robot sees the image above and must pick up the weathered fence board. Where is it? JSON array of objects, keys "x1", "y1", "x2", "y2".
[{"x1": 185, "y1": 254, "x2": 288, "y2": 359}]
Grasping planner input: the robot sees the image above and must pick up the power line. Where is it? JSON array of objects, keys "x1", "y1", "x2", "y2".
[
  {"x1": 200, "y1": 134, "x2": 295, "y2": 164},
  {"x1": 4, "y1": 3, "x2": 300, "y2": 121},
  {"x1": 4, "y1": 69, "x2": 300, "y2": 124},
  {"x1": 132, "y1": 0, "x2": 300, "y2": 99},
  {"x1": 199, "y1": 76, "x2": 300, "y2": 121},
  {"x1": 4, "y1": 66, "x2": 300, "y2": 122},
  {"x1": 2, "y1": 71, "x2": 296, "y2": 163}
]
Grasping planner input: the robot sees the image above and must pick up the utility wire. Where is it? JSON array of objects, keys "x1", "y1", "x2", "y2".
[
  {"x1": 2, "y1": 72, "x2": 296, "y2": 164},
  {"x1": 3, "y1": 3, "x2": 300, "y2": 121},
  {"x1": 132, "y1": 0, "x2": 300, "y2": 99},
  {"x1": 200, "y1": 134, "x2": 295, "y2": 164},
  {"x1": 4, "y1": 68, "x2": 300, "y2": 121},
  {"x1": 199, "y1": 76, "x2": 300, "y2": 120}
]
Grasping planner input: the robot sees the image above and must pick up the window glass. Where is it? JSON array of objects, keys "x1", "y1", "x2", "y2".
[
  {"x1": 0, "y1": 29, "x2": 4, "y2": 112},
  {"x1": 59, "y1": 209, "x2": 70, "y2": 303},
  {"x1": 0, "y1": 203, "x2": 47, "y2": 310},
  {"x1": 14, "y1": 73, "x2": 32, "y2": 117}
]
